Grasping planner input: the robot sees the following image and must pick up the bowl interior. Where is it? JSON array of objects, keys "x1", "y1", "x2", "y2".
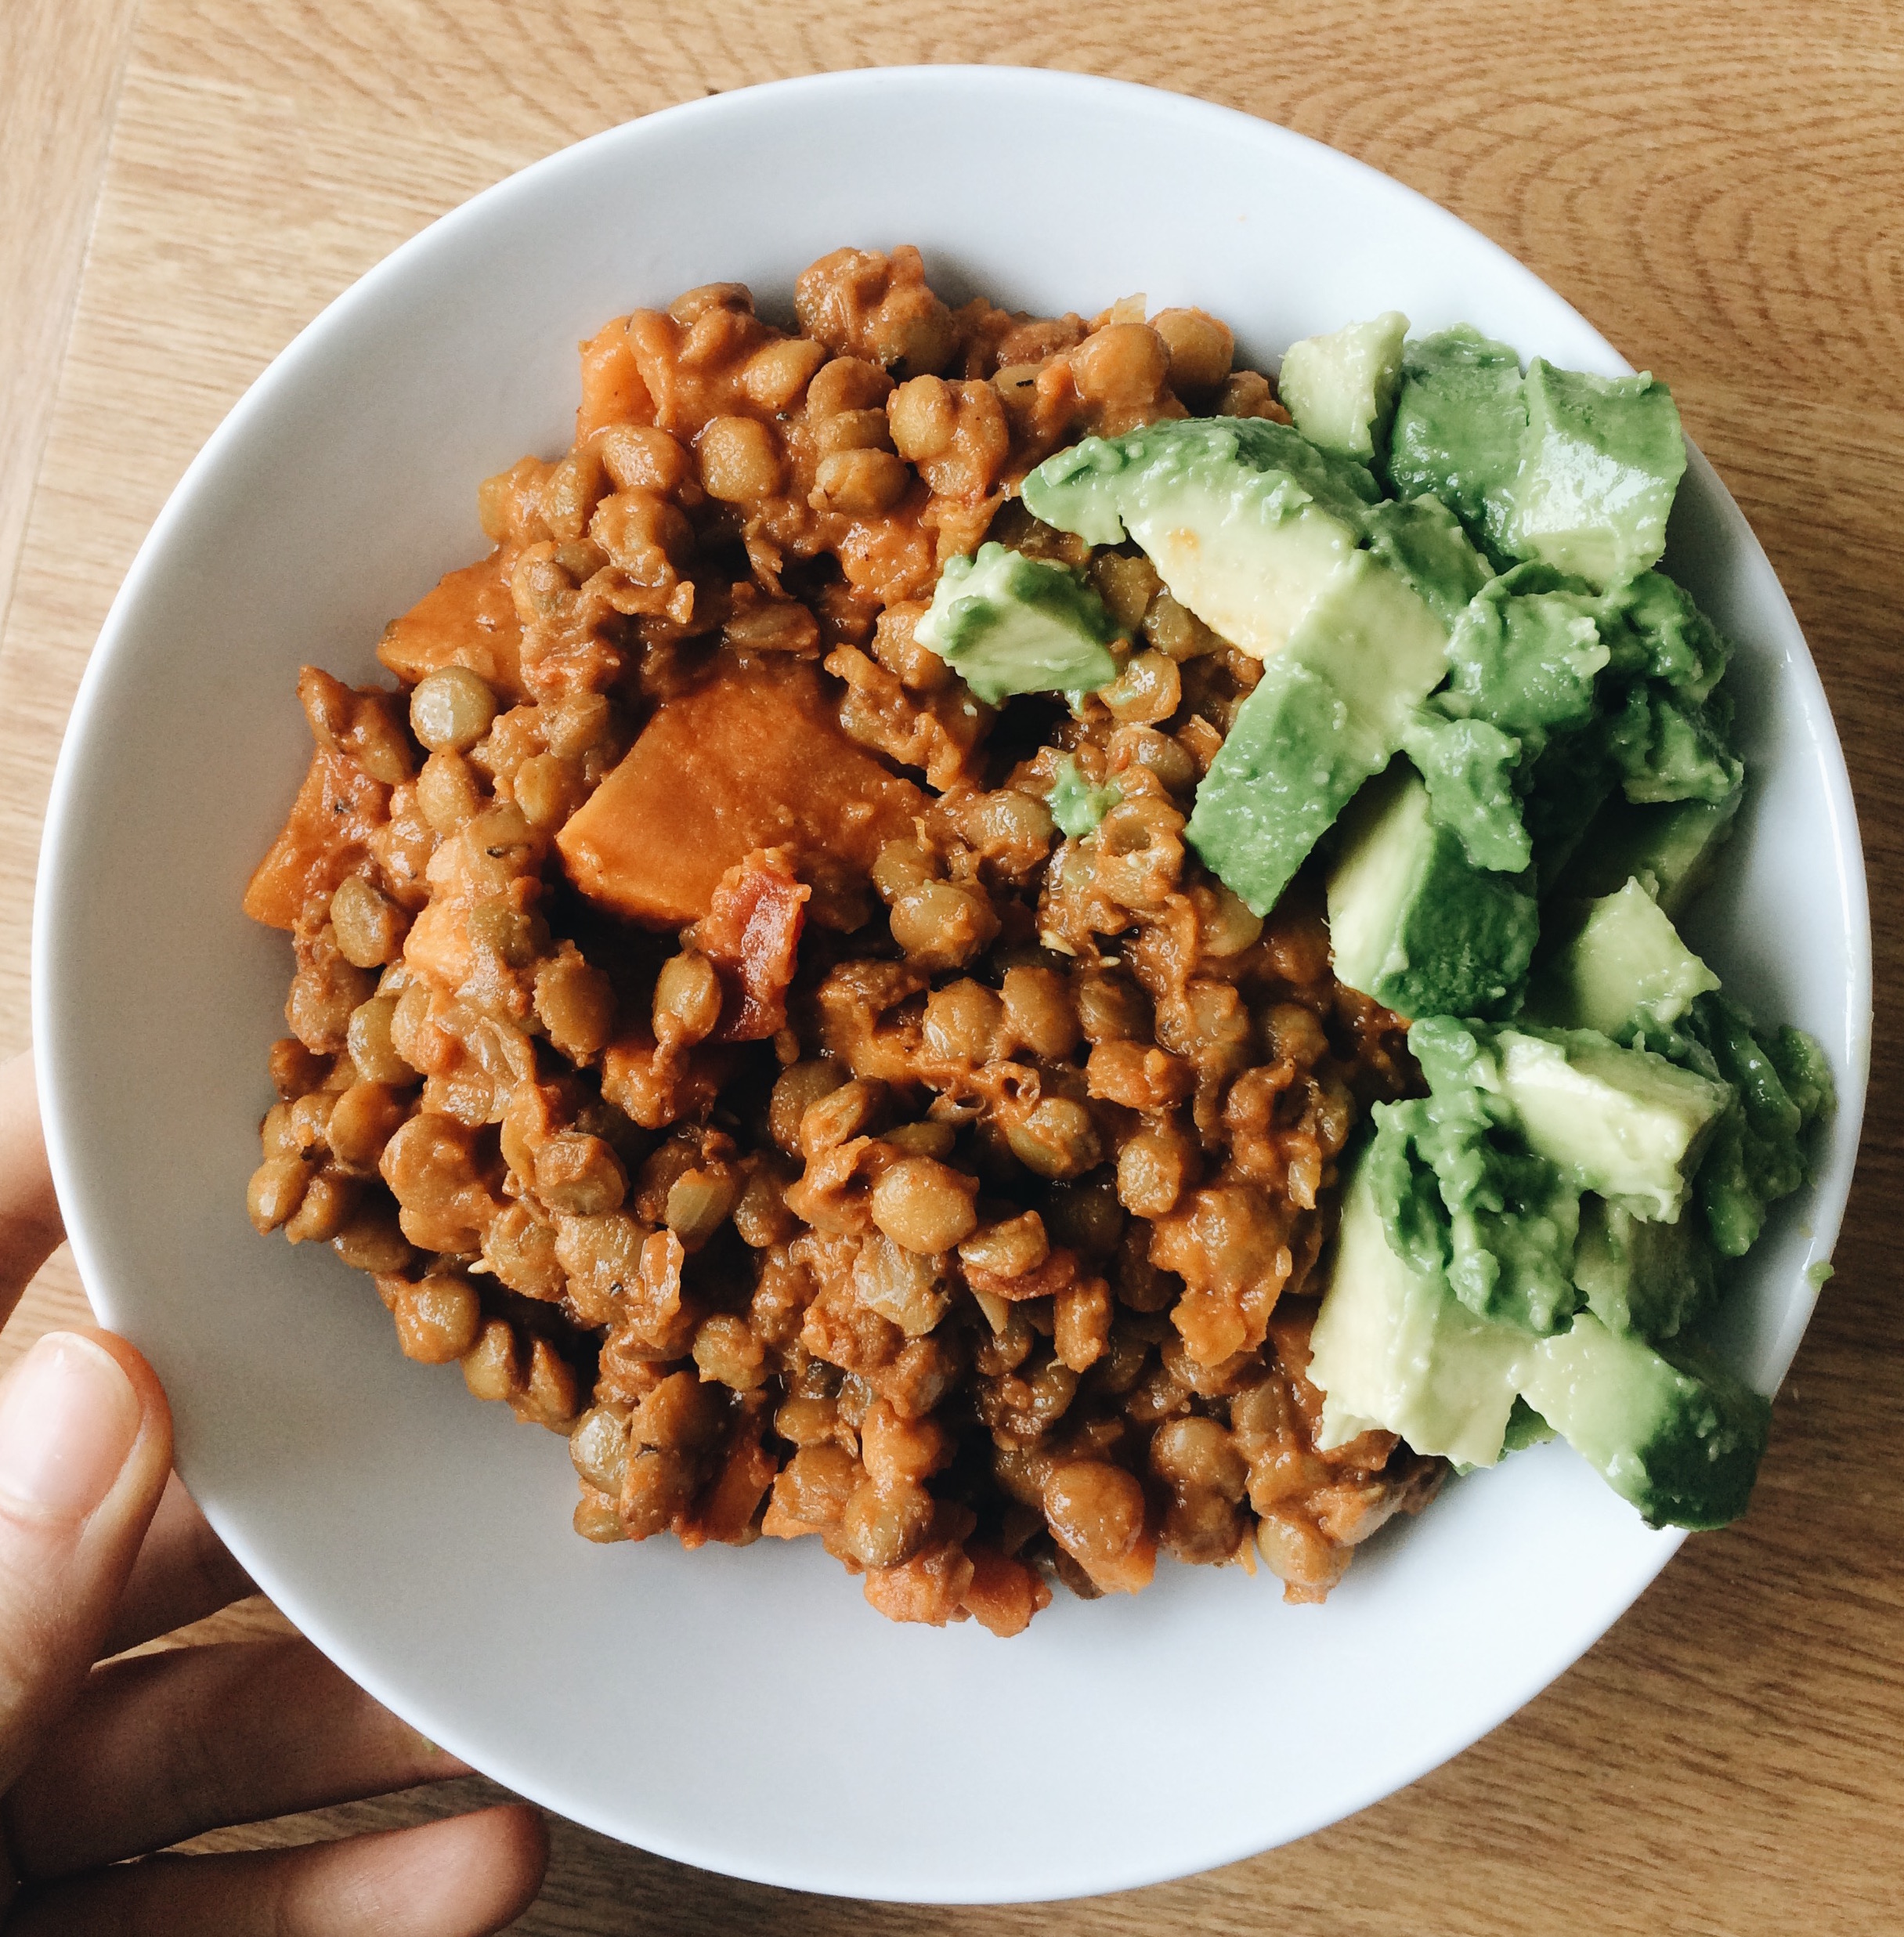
[{"x1": 34, "y1": 67, "x2": 1870, "y2": 1903}]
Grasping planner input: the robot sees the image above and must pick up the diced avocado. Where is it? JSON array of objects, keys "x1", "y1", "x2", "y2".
[
  {"x1": 1442, "y1": 562, "x2": 1610, "y2": 735},
  {"x1": 1183, "y1": 551, "x2": 1452, "y2": 914},
  {"x1": 1309, "y1": 1148, "x2": 1530, "y2": 1469},
  {"x1": 1573, "y1": 1196, "x2": 1717, "y2": 1340},
  {"x1": 1695, "y1": 1114, "x2": 1764, "y2": 1259},
  {"x1": 1492, "y1": 1027, "x2": 1733, "y2": 1222},
  {"x1": 1393, "y1": 1025, "x2": 1584, "y2": 1335},
  {"x1": 914, "y1": 542, "x2": 1118, "y2": 704},
  {"x1": 1504, "y1": 360, "x2": 1687, "y2": 590},
  {"x1": 1313, "y1": 1161, "x2": 1769, "y2": 1523},
  {"x1": 1362, "y1": 495, "x2": 1498, "y2": 629},
  {"x1": 1383, "y1": 326, "x2": 1528, "y2": 563},
  {"x1": 1686, "y1": 996, "x2": 1833, "y2": 1258},
  {"x1": 1398, "y1": 705, "x2": 1530, "y2": 873},
  {"x1": 1599, "y1": 570, "x2": 1730, "y2": 703},
  {"x1": 1385, "y1": 334, "x2": 1689, "y2": 589},
  {"x1": 1447, "y1": 1155, "x2": 1583, "y2": 1336},
  {"x1": 1326, "y1": 762, "x2": 1537, "y2": 1020},
  {"x1": 1048, "y1": 756, "x2": 1121, "y2": 838},
  {"x1": 1519, "y1": 1314, "x2": 1770, "y2": 1529},
  {"x1": 1180, "y1": 657, "x2": 1364, "y2": 920},
  {"x1": 1602, "y1": 678, "x2": 1743, "y2": 806},
  {"x1": 1549, "y1": 791, "x2": 1741, "y2": 917},
  {"x1": 1521, "y1": 722, "x2": 1622, "y2": 894},
  {"x1": 1277, "y1": 311, "x2": 1410, "y2": 462},
  {"x1": 1284, "y1": 549, "x2": 1455, "y2": 746},
  {"x1": 1020, "y1": 417, "x2": 1378, "y2": 661},
  {"x1": 1766, "y1": 1025, "x2": 1835, "y2": 1126},
  {"x1": 1525, "y1": 877, "x2": 1721, "y2": 1039},
  {"x1": 1525, "y1": 681, "x2": 1740, "y2": 898}
]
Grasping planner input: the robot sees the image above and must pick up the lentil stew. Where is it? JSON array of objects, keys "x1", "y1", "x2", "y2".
[{"x1": 244, "y1": 248, "x2": 1445, "y2": 1632}]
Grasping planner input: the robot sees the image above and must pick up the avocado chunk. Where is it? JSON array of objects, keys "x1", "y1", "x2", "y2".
[
  {"x1": 1521, "y1": 721, "x2": 1624, "y2": 894},
  {"x1": 1518, "y1": 1315, "x2": 1770, "y2": 1529},
  {"x1": 1362, "y1": 495, "x2": 1498, "y2": 628},
  {"x1": 1573, "y1": 1197, "x2": 1717, "y2": 1341},
  {"x1": 1524, "y1": 876, "x2": 1721, "y2": 1039},
  {"x1": 1681, "y1": 996, "x2": 1834, "y2": 1257},
  {"x1": 1183, "y1": 551, "x2": 1452, "y2": 914},
  {"x1": 1491, "y1": 1026, "x2": 1732, "y2": 1223},
  {"x1": 1310, "y1": 1107, "x2": 1770, "y2": 1524},
  {"x1": 1383, "y1": 325, "x2": 1528, "y2": 564},
  {"x1": 913, "y1": 542, "x2": 1118, "y2": 704},
  {"x1": 1047, "y1": 755, "x2": 1121, "y2": 838},
  {"x1": 1521, "y1": 684, "x2": 1740, "y2": 898},
  {"x1": 1020, "y1": 416, "x2": 1378, "y2": 661},
  {"x1": 1396, "y1": 706, "x2": 1530, "y2": 873},
  {"x1": 1385, "y1": 334, "x2": 1689, "y2": 588},
  {"x1": 1598, "y1": 569, "x2": 1731, "y2": 703},
  {"x1": 1312, "y1": 1167, "x2": 1767, "y2": 1523},
  {"x1": 1552, "y1": 791, "x2": 1742, "y2": 918},
  {"x1": 1393, "y1": 1020, "x2": 1584, "y2": 1335},
  {"x1": 1326, "y1": 761, "x2": 1537, "y2": 1020},
  {"x1": 1277, "y1": 311, "x2": 1410, "y2": 462},
  {"x1": 1601, "y1": 677, "x2": 1743, "y2": 807},
  {"x1": 1504, "y1": 360, "x2": 1687, "y2": 590},
  {"x1": 1442, "y1": 562, "x2": 1611, "y2": 735},
  {"x1": 1309, "y1": 1147, "x2": 1531, "y2": 1469}
]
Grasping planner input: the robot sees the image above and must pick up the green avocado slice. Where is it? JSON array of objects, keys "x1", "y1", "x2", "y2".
[
  {"x1": 1518, "y1": 1317, "x2": 1770, "y2": 1530},
  {"x1": 913, "y1": 542, "x2": 1118, "y2": 704},
  {"x1": 1325, "y1": 761, "x2": 1537, "y2": 1021},
  {"x1": 1182, "y1": 553, "x2": 1451, "y2": 915}
]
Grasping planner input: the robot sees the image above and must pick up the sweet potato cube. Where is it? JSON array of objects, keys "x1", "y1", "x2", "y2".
[
  {"x1": 376, "y1": 551, "x2": 528, "y2": 705},
  {"x1": 243, "y1": 748, "x2": 390, "y2": 931},
  {"x1": 557, "y1": 663, "x2": 925, "y2": 927}
]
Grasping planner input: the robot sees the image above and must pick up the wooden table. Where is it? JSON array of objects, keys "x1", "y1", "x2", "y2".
[{"x1": 3, "y1": 2, "x2": 1898, "y2": 1929}]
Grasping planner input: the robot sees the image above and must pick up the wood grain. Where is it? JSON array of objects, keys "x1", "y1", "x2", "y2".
[
  {"x1": 2, "y1": 2, "x2": 1899, "y2": 1931},
  {"x1": 0, "y1": 0, "x2": 143, "y2": 1370},
  {"x1": 0, "y1": 0, "x2": 139, "y2": 659}
]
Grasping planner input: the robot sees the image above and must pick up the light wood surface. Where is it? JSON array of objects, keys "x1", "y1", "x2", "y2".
[{"x1": 3, "y1": 2, "x2": 1899, "y2": 1930}]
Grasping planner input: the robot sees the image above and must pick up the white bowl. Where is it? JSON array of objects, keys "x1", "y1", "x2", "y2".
[{"x1": 34, "y1": 67, "x2": 1870, "y2": 1903}]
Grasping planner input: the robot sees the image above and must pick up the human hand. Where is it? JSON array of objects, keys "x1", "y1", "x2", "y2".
[{"x1": 0, "y1": 1053, "x2": 549, "y2": 1933}]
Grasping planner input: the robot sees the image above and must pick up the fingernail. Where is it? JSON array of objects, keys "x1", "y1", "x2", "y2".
[{"x1": 0, "y1": 1334, "x2": 141, "y2": 1520}]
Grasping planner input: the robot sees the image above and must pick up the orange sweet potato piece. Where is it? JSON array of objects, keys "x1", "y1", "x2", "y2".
[
  {"x1": 576, "y1": 317, "x2": 653, "y2": 440},
  {"x1": 243, "y1": 748, "x2": 391, "y2": 931},
  {"x1": 556, "y1": 661, "x2": 925, "y2": 928},
  {"x1": 376, "y1": 551, "x2": 528, "y2": 705}
]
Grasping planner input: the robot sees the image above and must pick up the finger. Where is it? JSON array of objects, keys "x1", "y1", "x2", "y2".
[
  {"x1": 99, "y1": 1473, "x2": 255, "y2": 1659},
  {"x1": 9, "y1": 1801, "x2": 550, "y2": 1937},
  {"x1": 0, "y1": 1329, "x2": 170, "y2": 1798},
  {"x1": 0, "y1": 1054, "x2": 65, "y2": 1324},
  {"x1": 5, "y1": 1635, "x2": 471, "y2": 1880}
]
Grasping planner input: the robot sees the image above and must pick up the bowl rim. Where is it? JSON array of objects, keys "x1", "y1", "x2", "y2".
[{"x1": 31, "y1": 64, "x2": 1873, "y2": 1902}]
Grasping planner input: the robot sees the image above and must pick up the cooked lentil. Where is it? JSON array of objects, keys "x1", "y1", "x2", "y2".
[{"x1": 244, "y1": 248, "x2": 1445, "y2": 1631}]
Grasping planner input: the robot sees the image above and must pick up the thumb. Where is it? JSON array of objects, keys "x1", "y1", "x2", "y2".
[{"x1": 0, "y1": 1329, "x2": 172, "y2": 1798}]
